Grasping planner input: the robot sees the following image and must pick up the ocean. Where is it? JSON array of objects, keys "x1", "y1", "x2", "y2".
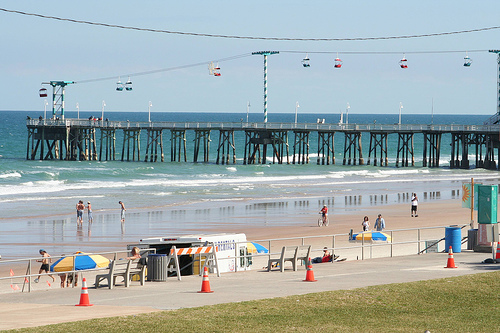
[{"x1": 1, "y1": 110, "x2": 499, "y2": 259}]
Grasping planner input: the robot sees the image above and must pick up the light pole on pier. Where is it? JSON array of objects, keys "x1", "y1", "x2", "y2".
[
  {"x1": 76, "y1": 102, "x2": 80, "y2": 119},
  {"x1": 252, "y1": 51, "x2": 279, "y2": 123},
  {"x1": 295, "y1": 101, "x2": 300, "y2": 124},
  {"x1": 101, "y1": 100, "x2": 106, "y2": 121},
  {"x1": 44, "y1": 99, "x2": 48, "y2": 119},
  {"x1": 346, "y1": 103, "x2": 350, "y2": 124},
  {"x1": 148, "y1": 101, "x2": 153, "y2": 122},
  {"x1": 399, "y1": 102, "x2": 403, "y2": 125},
  {"x1": 246, "y1": 101, "x2": 250, "y2": 123}
]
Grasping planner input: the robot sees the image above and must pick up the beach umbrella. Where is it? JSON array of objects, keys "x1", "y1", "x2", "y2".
[
  {"x1": 351, "y1": 231, "x2": 392, "y2": 242},
  {"x1": 246, "y1": 242, "x2": 269, "y2": 254},
  {"x1": 50, "y1": 251, "x2": 110, "y2": 272}
]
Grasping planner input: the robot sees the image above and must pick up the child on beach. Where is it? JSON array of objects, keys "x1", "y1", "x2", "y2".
[{"x1": 411, "y1": 193, "x2": 419, "y2": 217}]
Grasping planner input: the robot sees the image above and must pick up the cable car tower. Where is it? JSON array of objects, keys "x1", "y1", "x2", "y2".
[
  {"x1": 489, "y1": 50, "x2": 500, "y2": 116},
  {"x1": 40, "y1": 81, "x2": 75, "y2": 120},
  {"x1": 252, "y1": 51, "x2": 279, "y2": 123}
]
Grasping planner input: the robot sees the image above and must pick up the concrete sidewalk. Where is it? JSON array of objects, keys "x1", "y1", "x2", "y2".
[{"x1": 1, "y1": 251, "x2": 498, "y2": 330}]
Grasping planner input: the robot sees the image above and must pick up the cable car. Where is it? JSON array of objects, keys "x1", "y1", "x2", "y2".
[
  {"x1": 302, "y1": 54, "x2": 310, "y2": 67},
  {"x1": 213, "y1": 63, "x2": 221, "y2": 76},
  {"x1": 39, "y1": 88, "x2": 47, "y2": 98},
  {"x1": 334, "y1": 53, "x2": 342, "y2": 68},
  {"x1": 464, "y1": 52, "x2": 472, "y2": 67},
  {"x1": 399, "y1": 54, "x2": 408, "y2": 69},
  {"x1": 125, "y1": 77, "x2": 133, "y2": 91},
  {"x1": 116, "y1": 77, "x2": 124, "y2": 91}
]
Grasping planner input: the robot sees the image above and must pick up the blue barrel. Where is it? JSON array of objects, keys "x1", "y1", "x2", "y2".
[{"x1": 445, "y1": 226, "x2": 462, "y2": 253}]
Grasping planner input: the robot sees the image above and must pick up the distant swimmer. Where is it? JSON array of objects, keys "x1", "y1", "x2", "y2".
[{"x1": 119, "y1": 201, "x2": 126, "y2": 222}]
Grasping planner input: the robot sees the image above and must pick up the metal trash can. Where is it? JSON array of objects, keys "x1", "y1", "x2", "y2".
[
  {"x1": 445, "y1": 226, "x2": 462, "y2": 253},
  {"x1": 467, "y1": 229, "x2": 478, "y2": 250},
  {"x1": 147, "y1": 254, "x2": 168, "y2": 281}
]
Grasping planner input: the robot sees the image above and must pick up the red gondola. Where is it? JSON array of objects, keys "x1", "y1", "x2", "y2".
[
  {"x1": 334, "y1": 54, "x2": 342, "y2": 68},
  {"x1": 399, "y1": 54, "x2": 408, "y2": 69},
  {"x1": 39, "y1": 88, "x2": 47, "y2": 98}
]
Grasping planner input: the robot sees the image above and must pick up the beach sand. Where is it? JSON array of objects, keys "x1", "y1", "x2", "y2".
[{"x1": 0, "y1": 198, "x2": 472, "y2": 284}]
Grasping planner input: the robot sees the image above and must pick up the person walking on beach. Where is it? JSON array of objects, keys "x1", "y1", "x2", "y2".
[
  {"x1": 319, "y1": 205, "x2": 328, "y2": 224},
  {"x1": 119, "y1": 201, "x2": 126, "y2": 222},
  {"x1": 362, "y1": 216, "x2": 370, "y2": 231},
  {"x1": 411, "y1": 193, "x2": 419, "y2": 217},
  {"x1": 76, "y1": 200, "x2": 85, "y2": 224},
  {"x1": 374, "y1": 214, "x2": 385, "y2": 231},
  {"x1": 35, "y1": 249, "x2": 55, "y2": 283},
  {"x1": 86, "y1": 201, "x2": 93, "y2": 223}
]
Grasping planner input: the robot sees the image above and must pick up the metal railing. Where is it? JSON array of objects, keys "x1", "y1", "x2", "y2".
[
  {"x1": 27, "y1": 119, "x2": 500, "y2": 133},
  {"x1": 0, "y1": 248, "x2": 155, "y2": 293}
]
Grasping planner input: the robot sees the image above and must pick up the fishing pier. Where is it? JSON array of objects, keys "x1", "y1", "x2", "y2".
[{"x1": 26, "y1": 119, "x2": 500, "y2": 169}]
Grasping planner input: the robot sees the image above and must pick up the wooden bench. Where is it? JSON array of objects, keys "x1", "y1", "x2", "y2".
[
  {"x1": 95, "y1": 259, "x2": 132, "y2": 289},
  {"x1": 267, "y1": 245, "x2": 312, "y2": 272}
]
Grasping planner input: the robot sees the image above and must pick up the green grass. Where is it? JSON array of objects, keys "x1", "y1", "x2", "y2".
[{"x1": 9, "y1": 271, "x2": 500, "y2": 333}]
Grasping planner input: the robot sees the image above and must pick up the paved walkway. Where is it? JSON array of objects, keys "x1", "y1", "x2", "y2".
[{"x1": 0, "y1": 251, "x2": 498, "y2": 330}]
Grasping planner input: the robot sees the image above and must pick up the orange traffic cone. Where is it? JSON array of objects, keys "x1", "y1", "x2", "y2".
[
  {"x1": 303, "y1": 258, "x2": 317, "y2": 282},
  {"x1": 495, "y1": 242, "x2": 500, "y2": 260},
  {"x1": 198, "y1": 266, "x2": 214, "y2": 293},
  {"x1": 75, "y1": 277, "x2": 93, "y2": 306},
  {"x1": 445, "y1": 246, "x2": 457, "y2": 268}
]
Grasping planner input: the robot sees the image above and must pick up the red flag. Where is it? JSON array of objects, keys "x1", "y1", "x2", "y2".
[
  {"x1": 24, "y1": 277, "x2": 29, "y2": 283},
  {"x1": 9, "y1": 269, "x2": 14, "y2": 276},
  {"x1": 46, "y1": 281, "x2": 51, "y2": 287}
]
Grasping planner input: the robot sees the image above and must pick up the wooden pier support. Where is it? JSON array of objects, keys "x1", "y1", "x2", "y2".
[
  {"x1": 99, "y1": 128, "x2": 116, "y2": 161},
  {"x1": 317, "y1": 131, "x2": 335, "y2": 165},
  {"x1": 193, "y1": 129, "x2": 211, "y2": 163},
  {"x1": 144, "y1": 129, "x2": 164, "y2": 162},
  {"x1": 396, "y1": 133, "x2": 414, "y2": 167},
  {"x1": 422, "y1": 132, "x2": 441, "y2": 167},
  {"x1": 68, "y1": 127, "x2": 97, "y2": 161},
  {"x1": 216, "y1": 130, "x2": 236, "y2": 164},
  {"x1": 243, "y1": 130, "x2": 288, "y2": 165},
  {"x1": 121, "y1": 129, "x2": 141, "y2": 161},
  {"x1": 343, "y1": 132, "x2": 364, "y2": 165},
  {"x1": 293, "y1": 131, "x2": 310, "y2": 164},
  {"x1": 170, "y1": 130, "x2": 186, "y2": 162},
  {"x1": 450, "y1": 132, "x2": 469, "y2": 169},
  {"x1": 483, "y1": 134, "x2": 498, "y2": 170},
  {"x1": 26, "y1": 125, "x2": 67, "y2": 160},
  {"x1": 367, "y1": 132, "x2": 388, "y2": 166}
]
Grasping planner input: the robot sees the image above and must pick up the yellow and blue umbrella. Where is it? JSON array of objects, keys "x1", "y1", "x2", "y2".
[
  {"x1": 351, "y1": 231, "x2": 391, "y2": 242},
  {"x1": 50, "y1": 251, "x2": 110, "y2": 272},
  {"x1": 247, "y1": 242, "x2": 269, "y2": 254}
]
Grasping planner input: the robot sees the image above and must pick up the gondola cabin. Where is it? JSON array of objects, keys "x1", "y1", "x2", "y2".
[
  {"x1": 334, "y1": 57, "x2": 342, "y2": 68},
  {"x1": 125, "y1": 77, "x2": 133, "y2": 91},
  {"x1": 464, "y1": 55, "x2": 472, "y2": 67},
  {"x1": 399, "y1": 55, "x2": 408, "y2": 69},
  {"x1": 39, "y1": 88, "x2": 47, "y2": 98},
  {"x1": 302, "y1": 55, "x2": 310, "y2": 67},
  {"x1": 116, "y1": 78, "x2": 124, "y2": 91}
]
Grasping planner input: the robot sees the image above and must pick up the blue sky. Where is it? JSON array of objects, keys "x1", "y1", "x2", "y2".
[{"x1": 1, "y1": 1, "x2": 500, "y2": 118}]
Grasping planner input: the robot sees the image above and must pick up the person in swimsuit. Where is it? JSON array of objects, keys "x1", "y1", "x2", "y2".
[
  {"x1": 35, "y1": 249, "x2": 55, "y2": 283},
  {"x1": 76, "y1": 200, "x2": 85, "y2": 224},
  {"x1": 119, "y1": 201, "x2": 126, "y2": 222},
  {"x1": 87, "y1": 201, "x2": 93, "y2": 223}
]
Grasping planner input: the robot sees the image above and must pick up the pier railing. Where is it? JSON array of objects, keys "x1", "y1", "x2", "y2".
[{"x1": 27, "y1": 118, "x2": 499, "y2": 133}]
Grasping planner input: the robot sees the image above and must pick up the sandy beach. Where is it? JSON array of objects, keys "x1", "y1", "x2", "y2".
[{"x1": 0, "y1": 197, "x2": 473, "y2": 283}]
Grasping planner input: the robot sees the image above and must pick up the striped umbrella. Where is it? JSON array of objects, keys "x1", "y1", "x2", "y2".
[
  {"x1": 50, "y1": 252, "x2": 110, "y2": 272},
  {"x1": 247, "y1": 242, "x2": 269, "y2": 254}
]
